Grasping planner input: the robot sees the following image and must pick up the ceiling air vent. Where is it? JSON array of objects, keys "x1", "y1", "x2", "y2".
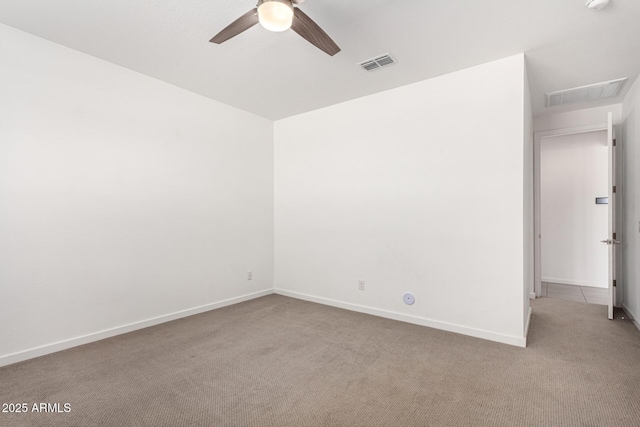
[
  {"x1": 359, "y1": 54, "x2": 396, "y2": 72},
  {"x1": 545, "y1": 78, "x2": 627, "y2": 108}
]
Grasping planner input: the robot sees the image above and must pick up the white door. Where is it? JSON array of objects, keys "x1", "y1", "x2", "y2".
[{"x1": 604, "y1": 112, "x2": 619, "y2": 320}]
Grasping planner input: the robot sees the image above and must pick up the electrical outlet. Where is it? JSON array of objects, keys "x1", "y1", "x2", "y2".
[
  {"x1": 247, "y1": 271, "x2": 252, "y2": 280},
  {"x1": 358, "y1": 280, "x2": 365, "y2": 291}
]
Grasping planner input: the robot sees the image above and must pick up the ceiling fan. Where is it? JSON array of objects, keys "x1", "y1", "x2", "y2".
[{"x1": 209, "y1": 0, "x2": 340, "y2": 56}]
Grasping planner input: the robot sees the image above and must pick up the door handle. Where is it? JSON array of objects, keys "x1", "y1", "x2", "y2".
[{"x1": 600, "y1": 239, "x2": 622, "y2": 245}]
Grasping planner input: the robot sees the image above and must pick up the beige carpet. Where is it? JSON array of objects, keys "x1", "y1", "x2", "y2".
[{"x1": 1, "y1": 295, "x2": 639, "y2": 426}]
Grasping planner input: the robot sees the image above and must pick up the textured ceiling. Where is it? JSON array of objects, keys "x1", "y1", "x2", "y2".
[{"x1": 1, "y1": 0, "x2": 639, "y2": 120}]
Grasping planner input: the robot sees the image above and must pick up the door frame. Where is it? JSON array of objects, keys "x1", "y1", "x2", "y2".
[{"x1": 533, "y1": 122, "x2": 609, "y2": 299}]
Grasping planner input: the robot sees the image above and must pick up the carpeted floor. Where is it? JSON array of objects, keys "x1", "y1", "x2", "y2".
[{"x1": 1, "y1": 295, "x2": 639, "y2": 426}]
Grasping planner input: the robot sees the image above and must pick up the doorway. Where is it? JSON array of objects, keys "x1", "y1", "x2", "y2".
[{"x1": 533, "y1": 115, "x2": 618, "y2": 317}]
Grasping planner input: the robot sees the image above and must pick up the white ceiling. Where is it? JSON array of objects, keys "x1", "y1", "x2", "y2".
[{"x1": 1, "y1": 0, "x2": 639, "y2": 120}]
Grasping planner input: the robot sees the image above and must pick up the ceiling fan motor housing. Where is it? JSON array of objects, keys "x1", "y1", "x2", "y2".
[{"x1": 257, "y1": 0, "x2": 293, "y2": 5}]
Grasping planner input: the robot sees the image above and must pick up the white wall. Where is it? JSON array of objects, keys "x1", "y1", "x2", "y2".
[
  {"x1": 523, "y1": 64, "x2": 534, "y2": 329},
  {"x1": 540, "y1": 132, "x2": 608, "y2": 287},
  {"x1": 621, "y1": 76, "x2": 640, "y2": 329},
  {"x1": 0, "y1": 24, "x2": 274, "y2": 366},
  {"x1": 274, "y1": 54, "x2": 529, "y2": 346}
]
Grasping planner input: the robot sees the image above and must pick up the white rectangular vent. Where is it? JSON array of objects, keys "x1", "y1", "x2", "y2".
[
  {"x1": 359, "y1": 54, "x2": 396, "y2": 72},
  {"x1": 545, "y1": 78, "x2": 627, "y2": 108}
]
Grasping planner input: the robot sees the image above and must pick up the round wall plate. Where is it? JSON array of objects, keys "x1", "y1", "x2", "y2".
[{"x1": 403, "y1": 293, "x2": 415, "y2": 305}]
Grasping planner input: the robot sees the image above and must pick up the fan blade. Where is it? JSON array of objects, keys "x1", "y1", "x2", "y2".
[
  {"x1": 210, "y1": 8, "x2": 259, "y2": 44},
  {"x1": 291, "y1": 8, "x2": 340, "y2": 56}
]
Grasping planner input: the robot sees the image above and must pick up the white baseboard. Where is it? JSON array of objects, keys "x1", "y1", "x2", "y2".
[
  {"x1": 541, "y1": 277, "x2": 607, "y2": 288},
  {"x1": 0, "y1": 289, "x2": 273, "y2": 368},
  {"x1": 274, "y1": 288, "x2": 527, "y2": 348},
  {"x1": 524, "y1": 306, "x2": 532, "y2": 346},
  {"x1": 622, "y1": 304, "x2": 640, "y2": 333},
  {"x1": 529, "y1": 292, "x2": 537, "y2": 300}
]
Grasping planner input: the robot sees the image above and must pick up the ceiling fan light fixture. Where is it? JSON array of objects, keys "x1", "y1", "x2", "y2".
[
  {"x1": 585, "y1": 0, "x2": 610, "y2": 10},
  {"x1": 257, "y1": 0, "x2": 294, "y2": 32}
]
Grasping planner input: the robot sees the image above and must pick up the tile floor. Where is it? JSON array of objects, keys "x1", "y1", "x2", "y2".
[{"x1": 541, "y1": 282, "x2": 608, "y2": 305}]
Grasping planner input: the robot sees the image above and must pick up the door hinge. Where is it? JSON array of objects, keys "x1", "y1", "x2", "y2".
[
  {"x1": 613, "y1": 186, "x2": 617, "y2": 193},
  {"x1": 613, "y1": 139, "x2": 617, "y2": 147},
  {"x1": 613, "y1": 279, "x2": 617, "y2": 287},
  {"x1": 613, "y1": 232, "x2": 617, "y2": 239}
]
